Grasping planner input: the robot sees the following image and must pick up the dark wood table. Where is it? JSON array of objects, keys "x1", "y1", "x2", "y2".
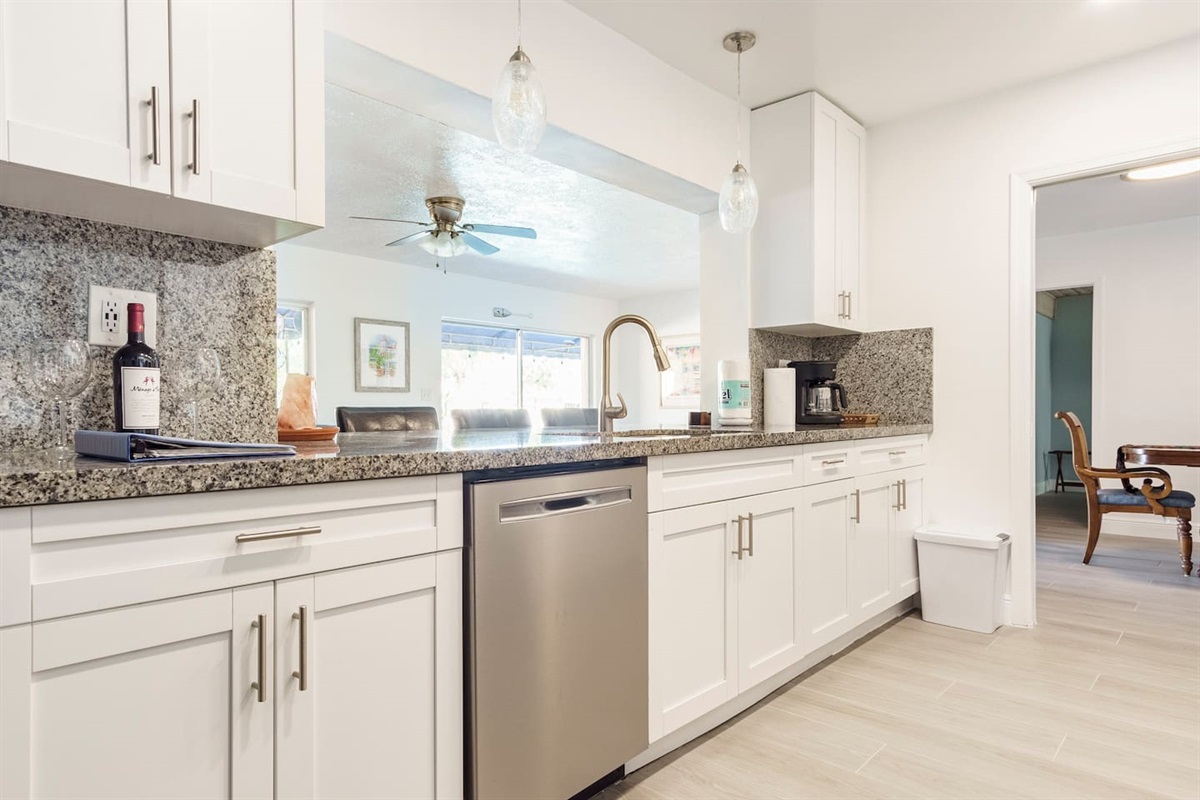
[{"x1": 1118, "y1": 445, "x2": 1199, "y2": 575}]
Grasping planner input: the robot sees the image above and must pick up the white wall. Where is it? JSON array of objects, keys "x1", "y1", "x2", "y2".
[
  {"x1": 699, "y1": 211, "x2": 752, "y2": 416},
  {"x1": 276, "y1": 244, "x2": 619, "y2": 426},
  {"x1": 1038, "y1": 216, "x2": 1200, "y2": 539},
  {"x1": 612, "y1": 290, "x2": 702, "y2": 429},
  {"x1": 866, "y1": 37, "x2": 1200, "y2": 622}
]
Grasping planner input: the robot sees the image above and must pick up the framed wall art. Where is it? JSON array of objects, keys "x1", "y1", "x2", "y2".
[
  {"x1": 659, "y1": 334, "x2": 702, "y2": 409},
  {"x1": 354, "y1": 317, "x2": 411, "y2": 392}
]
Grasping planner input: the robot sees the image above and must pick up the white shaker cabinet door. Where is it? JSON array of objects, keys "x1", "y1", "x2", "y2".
[
  {"x1": 0, "y1": 0, "x2": 170, "y2": 192},
  {"x1": 275, "y1": 552, "x2": 462, "y2": 800},
  {"x1": 0, "y1": 586, "x2": 273, "y2": 800},
  {"x1": 169, "y1": 0, "x2": 321, "y2": 222},
  {"x1": 835, "y1": 115, "x2": 864, "y2": 328},
  {"x1": 851, "y1": 473, "x2": 897, "y2": 621},
  {"x1": 798, "y1": 479, "x2": 855, "y2": 651},
  {"x1": 893, "y1": 466, "x2": 927, "y2": 598},
  {"x1": 735, "y1": 489, "x2": 804, "y2": 693},
  {"x1": 649, "y1": 503, "x2": 738, "y2": 740}
]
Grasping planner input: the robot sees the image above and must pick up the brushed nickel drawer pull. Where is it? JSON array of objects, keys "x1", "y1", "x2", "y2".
[
  {"x1": 292, "y1": 605, "x2": 308, "y2": 691},
  {"x1": 746, "y1": 512, "x2": 755, "y2": 557},
  {"x1": 889, "y1": 450, "x2": 907, "y2": 457},
  {"x1": 821, "y1": 459, "x2": 845, "y2": 467},
  {"x1": 186, "y1": 98, "x2": 199, "y2": 175},
  {"x1": 250, "y1": 614, "x2": 266, "y2": 703},
  {"x1": 732, "y1": 515, "x2": 745, "y2": 560},
  {"x1": 146, "y1": 86, "x2": 161, "y2": 164},
  {"x1": 235, "y1": 525, "x2": 322, "y2": 543},
  {"x1": 851, "y1": 489, "x2": 861, "y2": 523}
]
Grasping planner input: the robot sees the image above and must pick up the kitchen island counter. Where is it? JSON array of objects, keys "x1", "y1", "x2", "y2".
[{"x1": 0, "y1": 424, "x2": 931, "y2": 508}]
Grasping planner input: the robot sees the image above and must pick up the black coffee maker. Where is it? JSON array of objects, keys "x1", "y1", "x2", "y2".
[{"x1": 787, "y1": 361, "x2": 848, "y2": 425}]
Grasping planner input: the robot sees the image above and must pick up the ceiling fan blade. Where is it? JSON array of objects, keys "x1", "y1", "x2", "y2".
[
  {"x1": 350, "y1": 215, "x2": 430, "y2": 226},
  {"x1": 385, "y1": 231, "x2": 434, "y2": 248},
  {"x1": 463, "y1": 223, "x2": 537, "y2": 239},
  {"x1": 461, "y1": 232, "x2": 500, "y2": 256}
]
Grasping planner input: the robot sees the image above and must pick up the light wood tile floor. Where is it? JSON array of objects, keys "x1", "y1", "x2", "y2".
[{"x1": 599, "y1": 492, "x2": 1200, "y2": 800}]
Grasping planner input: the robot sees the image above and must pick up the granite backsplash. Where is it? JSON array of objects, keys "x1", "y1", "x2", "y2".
[
  {"x1": 0, "y1": 206, "x2": 276, "y2": 450},
  {"x1": 749, "y1": 327, "x2": 933, "y2": 426}
]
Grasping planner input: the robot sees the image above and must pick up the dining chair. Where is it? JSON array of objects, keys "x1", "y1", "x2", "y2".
[
  {"x1": 540, "y1": 408, "x2": 600, "y2": 428},
  {"x1": 1055, "y1": 411, "x2": 1195, "y2": 565},
  {"x1": 450, "y1": 408, "x2": 532, "y2": 430},
  {"x1": 335, "y1": 406, "x2": 440, "y2": 432}
]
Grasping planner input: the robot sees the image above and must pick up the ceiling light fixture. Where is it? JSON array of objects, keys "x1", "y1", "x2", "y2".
[
  {"x1": 417, "y1": 230, "x2": 470, "y2": 258},
  {"x1": 719, "y1": 31, "x2": 759, "y2": 234},
  {"x1": 492, "y1": 0, "x2": 547, "y2": 155},
  {"x1": 1120, "y1": 156, "x2": 1200, "y2": 182}
]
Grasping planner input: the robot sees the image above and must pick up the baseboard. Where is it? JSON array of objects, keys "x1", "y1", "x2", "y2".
[
  {"x1": 625, "y1": 596, "x2": 916, "y2": 775},
  {"x1": 1101, "y1": 515, "x2": 1179, "y2": 541}
]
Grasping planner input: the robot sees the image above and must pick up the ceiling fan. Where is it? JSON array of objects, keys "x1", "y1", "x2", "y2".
[{"x1": 351, "y1": 196, "x2": 537, "y2": 258}]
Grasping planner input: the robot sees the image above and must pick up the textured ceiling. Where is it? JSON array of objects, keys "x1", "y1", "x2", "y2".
[
  {"x1": 567, "y1": 0, "x2": 1200, "y2": 125},
  {"x1": 1036, "y1": 169, "x2": 1200, "y2": 238},
  {"x1": 288, "y1": 85, "x2": 700, "y2": 300}
]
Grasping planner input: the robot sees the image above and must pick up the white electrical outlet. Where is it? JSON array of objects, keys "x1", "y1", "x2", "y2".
[
  {"x1": 420, "y1": 388, "x2": 434, "y2": 402},
  {"x1": 88, "y1": 285, "x2": 158, "y2": 348}
]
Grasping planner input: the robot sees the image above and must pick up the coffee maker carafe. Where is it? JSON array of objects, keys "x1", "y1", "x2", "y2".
[{"x1": 787, "y1": 360, "x2": 848, "y2": 425}]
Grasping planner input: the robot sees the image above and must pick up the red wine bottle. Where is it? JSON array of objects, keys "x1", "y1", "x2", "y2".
[{"x1": 113, "y1": 302, "x2": 161, "y2": 434}]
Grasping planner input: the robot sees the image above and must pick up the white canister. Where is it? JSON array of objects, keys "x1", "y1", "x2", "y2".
[{"x1": 717, "y1": 359, "x2": 752, "y2": 425}]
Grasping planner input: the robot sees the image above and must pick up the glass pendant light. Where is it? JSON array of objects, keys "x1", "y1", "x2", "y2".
[
  {"x1": 492, "y1": 0, "x2": 546, "y2": 155},
  {"x1": 719, "y1": 31, "x2": 759, "y2": 234}
]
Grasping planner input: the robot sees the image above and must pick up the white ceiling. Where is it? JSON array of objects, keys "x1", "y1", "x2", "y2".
[
  {"x1": 567, "y1": 0, "x2": 1200, "y2": 125},
  {"x1": 1036, "y1": 169, "x2": 1200, "y2": 238},
  {"x1": 289, "y1": 85, "x2": 700, "y2": 300}
]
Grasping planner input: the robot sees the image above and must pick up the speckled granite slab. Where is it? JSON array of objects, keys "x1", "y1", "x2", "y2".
[
  {"x1": 0, "y1": 206, "x2": 276, "y2": 450},
  {"x1": 0, "y1": 425, "x2": 932, "y2": 508},
  {"x1": 749, "y1": 328, "x2": 933, "y2": 427}
]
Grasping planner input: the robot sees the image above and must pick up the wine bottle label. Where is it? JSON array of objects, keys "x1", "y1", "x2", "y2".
[{"x1": 120, "y1": 367, "x2": 161, "y2": 428}]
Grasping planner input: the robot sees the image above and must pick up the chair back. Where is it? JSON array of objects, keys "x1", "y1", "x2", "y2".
[
  {"x1": 1055, "y1": 411, "x2": 1097, "y2": 496},
  {"x1": 450, "y1": 408, "x2": 532, "y2": 430},
  {"x1": 336, "y1": 406, "x2": 440, "y2": 432},
  {"x1": 540, "y1": 408, "x2": 599, "y2": 428}
]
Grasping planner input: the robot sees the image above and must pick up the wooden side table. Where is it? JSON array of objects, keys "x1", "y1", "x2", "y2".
[{"x1": 1049, "y1": 449, "x2": 1088, "y2": 493}]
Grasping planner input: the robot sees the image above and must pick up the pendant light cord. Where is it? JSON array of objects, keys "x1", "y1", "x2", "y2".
[
  {"x1": 735, "y1": 45, "x2": 742, "y2": 164},
  {"x1": 517, "y1": 0, "x2": 523, "y2": 49}
]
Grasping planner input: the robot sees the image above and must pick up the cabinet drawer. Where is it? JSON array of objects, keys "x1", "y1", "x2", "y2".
[
  {"x1": 648, "y1": 447, "x2": 803, "y2": 511},
  {"x1": 857, "y1": 437, "x2": 927, "y2": 474},
  {"x1": 24, "y1": 475, "x2": 463, "y2": 621},
  {"x1": 799, "y1": 442, "x2": 859, "y2": 485}
]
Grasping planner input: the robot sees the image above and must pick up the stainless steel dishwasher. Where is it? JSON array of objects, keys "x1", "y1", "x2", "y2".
[{"x1": 466, "y1": 461, "x2": 648, "y2": 800}]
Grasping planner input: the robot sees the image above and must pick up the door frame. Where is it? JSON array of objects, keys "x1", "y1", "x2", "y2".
[{"x1": 1007, "y1": 139, "x2": 1200, "y2": 627}]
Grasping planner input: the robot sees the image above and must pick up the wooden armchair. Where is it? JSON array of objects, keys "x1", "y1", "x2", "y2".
[{"x1": 1055, "y1": 412, "x2": 1195, "y2": 572}]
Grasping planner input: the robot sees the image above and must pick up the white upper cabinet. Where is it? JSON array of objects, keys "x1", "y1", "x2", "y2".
[
  {"x1": 0, "y1": 0, "x2": 170, "y2": 193},
  {"x1": 751, "y1": 91, "x2": 866, "y2": 336},
  {"x1": 170, "y1": 0, "x2": 322, "y2": 224},
  {"x1": 0, "y1": 0, "x2": 324, "y2": 246}
]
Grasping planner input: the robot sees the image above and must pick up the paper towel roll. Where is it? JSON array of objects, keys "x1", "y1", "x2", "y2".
[{"x1": 764, "y1": 368, "x2": 796, "y2": 430}]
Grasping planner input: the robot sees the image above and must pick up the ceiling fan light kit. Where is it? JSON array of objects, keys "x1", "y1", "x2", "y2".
[
  {"x1": 350, "y1": 196, "x2": 537, "y2": 261},
  {"x1": 719, "y1": 31, "x2": 760, "y2": 234},
  {"x1": 493, "y1": 0, "x2": 547, "y2": 154}
]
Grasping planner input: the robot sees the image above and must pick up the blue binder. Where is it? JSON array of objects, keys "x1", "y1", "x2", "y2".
[{"x1": 75, "y1": 430, "x2": 296, "y2": 462}]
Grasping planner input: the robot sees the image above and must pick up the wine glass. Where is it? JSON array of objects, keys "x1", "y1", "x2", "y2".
[
  {"x1": 30, "y1": 339, "x2": 93, "y2": 459},
  {"x1": 178, "y1": 348, "x2": 222, "y2": 439}
]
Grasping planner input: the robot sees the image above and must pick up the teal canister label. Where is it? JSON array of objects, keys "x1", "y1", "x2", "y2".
[{"x1": 720, "y1": 380, "x2": 751, "y2": 410}]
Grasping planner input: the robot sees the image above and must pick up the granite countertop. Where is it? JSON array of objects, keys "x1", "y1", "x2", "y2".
[{"x1": 0, "y1": 424, "x2": 932, "y2": 508}]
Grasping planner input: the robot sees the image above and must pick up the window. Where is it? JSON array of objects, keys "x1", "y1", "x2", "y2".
[
  {"x1": 276, "y1": 301, "x2": 313, "y2": 405},
  {"x1": 441, "y1": 321, "x2": 590, "y2": 423}
]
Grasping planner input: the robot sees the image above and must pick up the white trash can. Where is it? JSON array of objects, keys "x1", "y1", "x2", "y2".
[{"x1": 914, "y1": 527, "x2": 1011, "y2": 634}]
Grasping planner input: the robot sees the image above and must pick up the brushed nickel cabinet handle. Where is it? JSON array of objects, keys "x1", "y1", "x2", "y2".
[
  {"x1": 146, "y1": 86, "x2": 161, "y2": 165},
  {"x1": 250, "y1": 614, "x2": 266, "y2": 703},
  {"x1": 901, "y1": 479, "x2": 908, "y2": 511},
  {"x1": 746, "y1": 512, "x2": 755, "y2": 557},
  {"x1": 292, "y1": 605, "x2": 308, "y2": 691},
  {"x1": 731, "y1": 516, "x2": 745, "y2": 560},
  {"x1": 186, "y1": 98, "x2": 199, "y2": 175},
  {"x1": 235, "y1": 525, "x2": 321, "y2": 543},
  {"x1": 893, "y1": 482, "x2": 902, "y2": 511},
  {"x1": 836, "y1": 292, "x2": 846, "y2": 319},
  {"x1": 821, "y1": 458, "x2": 845, "y2": 467},
  {"x1": 889, "y1": 450, "x2": 907, "y2": 457},
  {"x1": 846, "y1": 292, "x2": 852, "y2": 319},
  {"x1": 850, "y1": 489, "x2": 861, "y2": 522}
]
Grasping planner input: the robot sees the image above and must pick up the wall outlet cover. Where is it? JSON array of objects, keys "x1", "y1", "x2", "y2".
[{"x1": 88, "y1": 285, "x2": 157, "y2": 348}]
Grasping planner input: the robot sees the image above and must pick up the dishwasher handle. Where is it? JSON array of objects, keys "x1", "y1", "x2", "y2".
[{"x1": 499, "y1": 486, "x2": 632, "y2": 523}]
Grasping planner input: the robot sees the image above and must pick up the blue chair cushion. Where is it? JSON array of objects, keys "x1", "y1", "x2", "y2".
[{"x1": 1098, "y1": 488, "x2": 1196, "y2": 509}]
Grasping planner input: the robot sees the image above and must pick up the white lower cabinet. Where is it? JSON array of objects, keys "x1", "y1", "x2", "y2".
[
  {"x1": 650, "y1": 488, "x2": 803, "y2": 738},
  {"x1": 798, "y1": 479, "x2": 855, "y2": 651},
  {"x1": 894, "y1": 466, "x2": 926, "y2": 597}
]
